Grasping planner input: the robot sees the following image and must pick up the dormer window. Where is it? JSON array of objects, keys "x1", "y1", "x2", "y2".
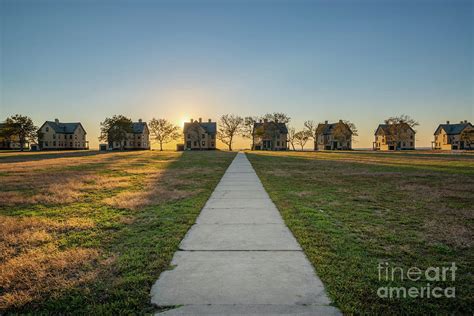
[{"x1": 46, "y1": 127, "x2": 49, "y2": 132}]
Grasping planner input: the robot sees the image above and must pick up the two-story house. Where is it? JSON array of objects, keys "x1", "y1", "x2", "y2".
[
  {"x1": 252, "y1": 119, "x2": 288, "y2": 150},
  {"x1": 38, "y1": 119, "x2": 88, "y2": 150},
  {"x1": 373, "y1": 122, "x2": 416, "y2": 150},
  {"x1": 108, "y1": 119, "x2": 150, "y2": 150},
  {"x1": 314, "y1": 120, "x2": 352, "y2": 150},
  {"x1": 183, "y1": 118, "x2": 217, "y2": 150},
  {"x1": 432, "y1": 120, "x2": 473, "y2": 150}
]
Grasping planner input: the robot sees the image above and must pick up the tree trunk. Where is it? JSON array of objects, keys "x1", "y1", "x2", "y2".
[
  {"x1": 229, "y1": 136, "x2": 233, "y2": 151},
  {"x1": 160, "y1": 142, "x2": 163, "y2": 151}
]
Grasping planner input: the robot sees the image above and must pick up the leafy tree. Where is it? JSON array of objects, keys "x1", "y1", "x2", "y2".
[
  {"x1": 287, "y1": 127, "x2": 297, "y2": 151},
  {"x1": 99, "y1": 115, "x2": 133, "y2": 150},
  {"x1": 218, "y1": 114, "x2": 244, "y2": 151},
  {"x1": 3, "y1": 114, "x2": 38, "y2": 151},
  {"x1": 149, "y1": 118, "x2": 180, "y2": 151},
  {"x1": 294, "y1": 130, "x2": 311, "y2": 151},
  {"x1": 263, "y1": 112, "x2": 291, "y2": 124},
  {"x1": 242, "y1": 116, "x2": 261, "y2": 149}
]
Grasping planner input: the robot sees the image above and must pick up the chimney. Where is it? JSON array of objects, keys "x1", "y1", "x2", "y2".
[
  {"x1": 264, "y1": 118, "x2": 268, "y2": 123},
  {"x1": 138, "y1": 118, "x2": 142, "y2": 123},
  {"x1": 190, "y1": 118, "x2": 193, "y2": 123},
  {"x1": 199, "y1": 118, "x2": 202, "y2": 123},
  {"x1": 55, "y1": 118, "x2": 59, "y2": 124},
  {"x1": 339, "y1": 119, "x2": 343, "y2": 123},
  {"x1": 208, "y1": 118, "x2": 212, "y2": 123},
  {"x1": 460, "y1": 121, "x2": 463, "y2": 124},
  {"x1": 465, "y1": 120, "x2": 468, "y2": 123},
  {"x1": 325, "y1": 120, "x2": 328, "y2": 124},
  {"x1": 446, "y1": 120, "x2": 450, "y2": 124}
]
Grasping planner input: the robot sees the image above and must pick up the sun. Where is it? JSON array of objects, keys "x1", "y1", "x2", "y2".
[{"x1": 179, "y1": 117, "x2": 188, "y2": 127}]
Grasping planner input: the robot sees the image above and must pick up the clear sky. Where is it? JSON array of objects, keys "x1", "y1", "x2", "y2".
[{"x1": 1, "y1": 0, "x2": 472, "y2": 149}]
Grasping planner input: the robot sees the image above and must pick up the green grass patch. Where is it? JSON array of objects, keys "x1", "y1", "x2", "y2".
[{"x1": 247, "y1": 150, "x2": 473, "y2": 314}]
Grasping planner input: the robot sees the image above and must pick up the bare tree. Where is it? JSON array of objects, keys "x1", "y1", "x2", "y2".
[
  {"x1": 218, "y1": 114, "x2": 244, "y2": 151},
  {"x1": 384, "y1": 114, "x2": 419, "y2": 147},
  {"x1": 149, "y1": 118, "x2": 181, "y2": 151},
  {"x1": 287, "y1": 127, "x2": 297, "y2": 150},
  {"x1": 186, "y1": 122, "x2": 204, "y2": 150},
  {"x1": 343, "y1": 120, "x2": 358, "y2": 142},
  {"x1": 460, "y1": 128, "x2": 474, "y2": 148},
  {"x1": 294, "y1": 130, "x2": 311, "y2": 151},
  {"x1": 263, "y1": 112, "x2": 291, "y2": 124},
  {"x1": 304, "y1": 120, "x2": 316, "y2": 139},
  {"x1": 385, "y1": 114, "x2": 419, "y2": 129}
]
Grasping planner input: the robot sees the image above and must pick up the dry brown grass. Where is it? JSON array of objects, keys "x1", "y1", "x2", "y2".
[
  {"x1": 0, "y1": 215, "x2": 95, "y2": 262},
  {"x1": 0, "y1": 173, "x2": 131, "y2": 206},
  {"x1": 0, "y1": 216, "x2": 98, "y2": 310},
  {"x1": 0, "y1": 244, "x2": 99, "y2": 310}
]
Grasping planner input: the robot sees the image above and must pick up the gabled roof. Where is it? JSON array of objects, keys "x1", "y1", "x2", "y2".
[
  {"x1": 253, "y1": 121, "x2": 288, "y2": 134},
  {"x1": 316, "y1": 121, "x2": 352, "y2": 136},
  {"x1": 183, "y1": 121, "x2": 217, "y2": 135},
  {"x1": 42, "y1": 121, "x2": 86, "y2": 134},
  {"x1": 374, "y1": 123, "x2": 415, "y2": 136},
  {"x1": 132, "y1": 121, "x2": 148, "y2": 134},
  {"x1": 434, "y1": 123, "x2": 472, "y2": 135}
]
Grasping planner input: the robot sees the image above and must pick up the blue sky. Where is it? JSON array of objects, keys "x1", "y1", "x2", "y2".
[{"x1": 1, "y1": 0, "x2": 472, "y2": 149}]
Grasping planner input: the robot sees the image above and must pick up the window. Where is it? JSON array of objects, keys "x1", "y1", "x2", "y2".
[
  {"x1": 70, "y1": 142, "x2": 73, "y2": 147},
  {"x1": 45, "y1": 141, "x2": 49, "y2": 146},
  {"x1": 194, "y1": 141, "x2": 197, "y2": 146},
  {"x1": 46, "y1": 127, "x2": 49, "y2": 132},
  {"x1": 75, "y1": 135, "x2": 77, "y2": 140},
  {"x1": 202, "y1": 141, "x2": 205, "y2": 146},
  {"x1": 277, "y1": 141, "x2": 280, "y2": 146},
  {"x1": 202, "y1": 134, "x2": 205, "y2": 139},
  {"x1": 69, "y1": 135, "x2": 73, "y2": 139},
  {"x1": 211, "y1": 142, "x2": 215, "y2": 147},
  {"x1": 138, "y1": 142, "x2": 141, "y2": 147},
  {"x1": 53, "y1": 141, "x2": 56, "y2": 146},
  {"x1": 410, "y1": 142, "x2": 413, "y2": 147},
  {"x1": 53, "y1": 134, "x2": 56, "y2": 139}
]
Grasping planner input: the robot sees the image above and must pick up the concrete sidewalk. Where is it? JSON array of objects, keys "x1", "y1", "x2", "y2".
[{"x1": 150, "y1": 153, "x2": 340, "y2": 315}]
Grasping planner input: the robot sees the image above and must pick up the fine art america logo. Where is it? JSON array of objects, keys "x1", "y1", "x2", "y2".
[{"x1": 377, "y1": 262, "x2": 456, "y2": 299}]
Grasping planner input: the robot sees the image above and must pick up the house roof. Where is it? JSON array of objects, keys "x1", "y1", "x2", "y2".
[
  {"x1": 184, "y1": 121, "x2": 217, "y2": 135},
  {"x1": 374, "y1": 123, "x2": 415, "y2": 135},
  {"x1": 253, "y1": 121, "x2": 288, "y2": 134},
  {"x1": 132, "y1": 121, "x2": 148, "y2": 134},
  {"x1": 316, "y1": 122, "x2": 352, "y2": 136},
  {"x1": 434, "y1": 123, "x2": 472, "y2": 135},
  {"x1": 43, "y1": 121, "x2": 85, "y2": 134}
]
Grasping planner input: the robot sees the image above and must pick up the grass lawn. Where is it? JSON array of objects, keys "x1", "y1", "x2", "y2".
[
  {"x1": 0, "y1": 150, "x2": 236, "y2": 314},
  {"x1": 247, "y1": 150, "x2": 474, "y2": 314}
]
